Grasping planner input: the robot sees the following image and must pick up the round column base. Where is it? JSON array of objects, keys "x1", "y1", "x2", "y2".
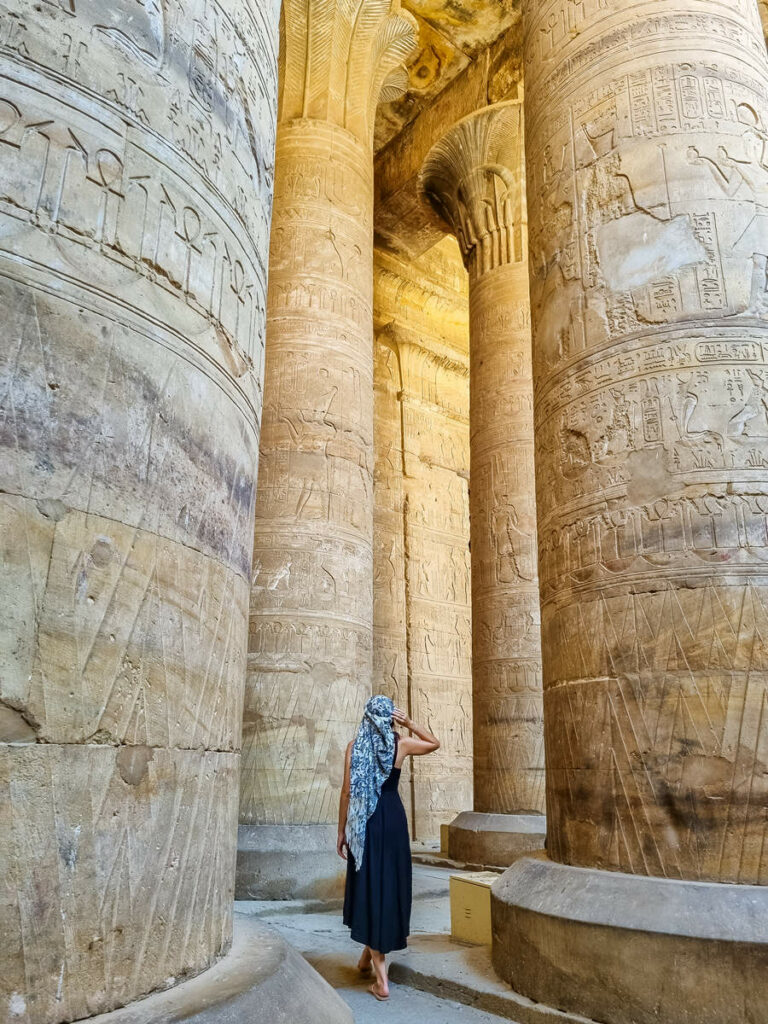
[
  {"x1": 88, "y1": 915, "x2": 353, "y2": 1024},
  {"x1": 491, "y1": 855, "x2": 768, "y2": 1024},
  {"x1": 448, "y1": 811, "x2": 546, "y2": 867},
  {"x1": 235, "y1": 824, "x2": 346, "y2": 901}
]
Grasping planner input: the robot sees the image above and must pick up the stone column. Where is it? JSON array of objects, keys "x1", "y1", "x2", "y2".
[
  {"x1": 237, "y1": 0, "x2": 417, "y2": 899},
  {"x1": 422, "y1": 101, "x2": 546, "y2": 868},
  {"x1": 0, "y1": 2, "x2": 278, "y2": 1022},
  {"x1": 491, "y1": 2, "x2": 768, "y2": 1022}
]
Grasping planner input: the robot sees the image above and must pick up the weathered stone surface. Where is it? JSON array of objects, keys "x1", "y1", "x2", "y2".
[
  {"x1": 238, "y1": 0, "x2": 418, "y2": 894},
  {"x1": 373, "y1": 238, "x2": 473, "y2": 840},
  {"x1": 526, "y1": 0, "x2": 768, "y2": 886},
  {"x1": 235, "y1": 824, "x2": 345, "y2": 901},
  {"x1": 490, "y1": 0, "x2": 768, "y2": 1018},
  {"x1": 448, "y1": 812, "x2": 545, "y2": 868},
  {"x1": 242, "y1": 120, "x2": 375, "y2": 834},
  {"x1": 373, "y1": 0, "x2": 523, "y2": 153},
  {"x1": 87, "y1": 915, "x2": 353, "y2": 1024},
  {"x1": 492, "y1": 856, "x2": 768, "y2": 1024},
  {"x1": 0, "y1": 745, "x2": 239, "y2": 1024},
  {"x1": 0, "y1": 494, "x2": 249, "y2": 750},
  {"x1": 422, "y1": 102, "x2": 545, "y2": 837},
  {"x1": 0, "y1": 0, "x2": 278, "y2": 1019}
]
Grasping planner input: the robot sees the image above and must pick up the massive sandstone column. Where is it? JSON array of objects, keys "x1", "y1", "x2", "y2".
[
  {"x1": 422, "y1": 101, "x2": 546, "y2": 867},
  {"x1": 0, "y1": 1, "x2": 278, "y2": 1021},
  {"x1": 237, "y1": 0, "x2": 417, "y2": 899},
  {"x1": 492, "y1": 2, "x2": 768, "y2": 1022}
]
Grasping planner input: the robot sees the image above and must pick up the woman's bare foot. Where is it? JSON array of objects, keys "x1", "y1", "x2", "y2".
[
  {"x1": 370, "y1": 949, "x2": 389, "y2": 999},
  {"x1": 369, "y1": 981, "x2": 389, "y2": 1001},
  {"x1": 357, "y1": 947, "x2": 372, "y2": 973}
]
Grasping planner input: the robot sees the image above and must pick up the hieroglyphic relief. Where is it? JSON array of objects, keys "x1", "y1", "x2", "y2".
[
  {"x1": 372, "y1": 331, "x2": 414, "y2": 828},
  {"x1": 0, "y1": 1, "x2": 278, "y2": 1020},
  {"x1": 373, "y1": 239, "x2": 473, "y2": 841},
  {"x1": 525, "y1": 0, "x2": 768, "y2": 882},
  {"x1": 0, "y1": 83, "x2": 264, "y2": 382},
  {"x1": 240, "y1": 2, "x2": 418, "y2": 840},
  {"x1": 0, "y1": 0, "x2": 277, "y2": 351},
  {"x1": 422, "y1": 102, "x2": 546, "y2": 818}
]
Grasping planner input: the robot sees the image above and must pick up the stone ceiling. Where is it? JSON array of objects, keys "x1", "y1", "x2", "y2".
[{"x1": 374, "y1": 0, "x2": 523, "y2": 152}]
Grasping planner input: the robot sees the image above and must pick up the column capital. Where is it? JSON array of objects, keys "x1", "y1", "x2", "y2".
[
  {"x1": 279, "y1": 0, "x2": 418, "y2": 145},
  {"x1": 421, "y1": 100, "x2": 526, "y2": 274}
]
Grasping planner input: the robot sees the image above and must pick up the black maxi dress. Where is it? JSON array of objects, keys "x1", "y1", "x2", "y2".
[{"x1": 343, "y1": 733, "x2": 412, "y2": 953}]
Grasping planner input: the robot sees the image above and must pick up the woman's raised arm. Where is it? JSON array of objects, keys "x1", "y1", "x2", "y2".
[{"x1": 392, "y1": 706, "x2": 440, "y2": 756}]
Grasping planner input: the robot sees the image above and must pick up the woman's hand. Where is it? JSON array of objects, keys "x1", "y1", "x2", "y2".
[
  {"x1": 337, "y1": 831, "x2": 348, "y2": 860},
  {"x1": 393, "y1": 706, "x2": 411, "y2": 729}
]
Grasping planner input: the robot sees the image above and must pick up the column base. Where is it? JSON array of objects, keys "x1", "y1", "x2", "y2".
[
  {"x1": 88, "y1": 915, "x2": 352, "y2": 1023},
  {"x1": 448, "y1": 811, "x2": 546, "y2": 867},
  {"x1": 491, "y1": 855, "x2": 768, "y2": 1024},
  {"x1": 235, "y1": 824, "x2": 346, "y2": 901}
]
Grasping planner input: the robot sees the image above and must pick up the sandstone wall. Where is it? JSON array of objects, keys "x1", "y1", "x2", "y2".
[
  {"x1": 373, "y1": 238, "x2": 473, "y2": 840},
  {"x1": 0, "y1": 1, "x2": 278, "y2": 1020}
]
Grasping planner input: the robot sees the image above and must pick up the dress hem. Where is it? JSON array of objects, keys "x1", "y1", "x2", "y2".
[{"x1": 346, "y1": 927, "x2": 409, "y2": 954}]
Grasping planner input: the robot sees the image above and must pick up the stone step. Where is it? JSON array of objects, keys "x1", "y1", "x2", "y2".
[
  {"x1": 388, "y1": 933, "x2": 597, "y2": 1024},
  {"x1": 412, "y1": 849, "x2": 507, "y2": 873}
]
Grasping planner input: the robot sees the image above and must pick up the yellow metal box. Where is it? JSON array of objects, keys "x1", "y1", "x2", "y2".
[
  {"x1": 449, "y1": 871, "x2": 498, "y2": 945},
  {"x1": 440, "y1": 823, "x2": 450, "y2": 854}
]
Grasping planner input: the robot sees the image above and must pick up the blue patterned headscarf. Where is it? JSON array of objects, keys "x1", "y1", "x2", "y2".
[{"x1": 345, "y1": 695, "x2": 396, "y2": 871}]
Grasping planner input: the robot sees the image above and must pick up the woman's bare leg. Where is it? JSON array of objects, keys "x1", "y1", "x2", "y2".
[
  {"x1": 370, "y1": 949, "x2": 389, "y2": 999},
  {"x1": 357, "y1": 945, "x2": 372, "y2": 972}
]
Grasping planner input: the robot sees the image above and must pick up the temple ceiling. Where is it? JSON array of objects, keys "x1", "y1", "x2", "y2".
[{"x1": 374, "y1": 0, "x2": 523, "y2": 152}]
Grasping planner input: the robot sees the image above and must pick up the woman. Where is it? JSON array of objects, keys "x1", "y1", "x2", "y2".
[{"x1": 337, "y1": 695, "x2": 440, "y2": 1001}]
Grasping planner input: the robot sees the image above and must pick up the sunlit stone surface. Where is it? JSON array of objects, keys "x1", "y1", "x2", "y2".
[
  {"x1": 373, "y1": 238, "x2": 473, "y2": 841},
  {"x1": 0, "y1": 1, "x2": 278, "y2": 1020},
  {"x1": 237, "y1": 0, "x2": 417, "y2": 899},
  {"x1": 492, "y1": 2, "x2": 768, "y2": 1021},
  {"x1": 5, "y1": 1, "x2": 768, "y2": 1021},
  {"x1": 422, "y1": 101, "x2": 545, "y2": 864}
]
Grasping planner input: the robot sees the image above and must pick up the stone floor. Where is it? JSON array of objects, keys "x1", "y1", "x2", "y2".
[
  {"x1": 234, "y1": 864, "x2": 495, "y2": 1024},
  {"x1": 239, "y1": 861, "x2": 596, "y2": 1024},
  {"x1": 238, "y1": 863, "x2": 506, "y2": 1023}
]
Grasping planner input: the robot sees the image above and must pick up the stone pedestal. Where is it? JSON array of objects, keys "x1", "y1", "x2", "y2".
[
  {"x1": 492, "y1": 857, "x2": 768, "y2": 1024},
  {"x1": 493, "y1": 0, "x2": 768, "y2": 1020},
  {"x1": 0, "y1": 2, "x2": 278, "y2": 1021},
  {"x1": 448, "y1": 812, "x2": 545, "y2": 868},
  {"x1": 235, "y1": 824, "x2": 345, "y2": 901},
  {"x1": 422, "y1": 101, "x2": 545, "y2": 868},
  {"x1": 237, "y1": 0, "x2": 417, "y2": 899}
]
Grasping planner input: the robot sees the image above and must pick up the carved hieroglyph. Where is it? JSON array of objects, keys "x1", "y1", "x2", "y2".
[
  {"x1": 373, "y1": 239, "x2": 473, "y2": 840},
  {"x1": 0, "y1": 1, "x2": 278, "y2": 1021},
  {"x1": 240, "y1": 2, "x2": 417, "y2": 829},
  {"x1": 423, "y1": 102, "x2": 545, "y2": 817},
  {"x1": 525, "y1": 0, "x2": 768, "y2": 882}
]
